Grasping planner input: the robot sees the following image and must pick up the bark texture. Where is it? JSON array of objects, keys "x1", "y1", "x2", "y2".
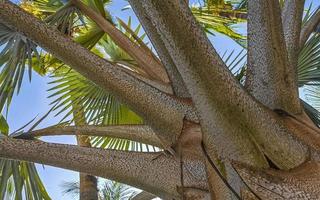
[
  {"x1": 0, "y1": 0, "x2": 198, "y2": 148},
  {"x1": 1, "y1": 0, "x2": 320, "y2": 199},
  {"x1": 0, "y1": 138, "x2": 209, "y2": 199},
  {"x1": 29, "y1": 125, "x2": 162, "y2": 147},
  {"x1": 282, "y1": 0, "x2": 305, "y2": 80},
  {"x1": 130, "y1": 0, "x2": 190, "y2": 98},
  {"x1": 129, "y1": 0, "x2": 311, "y2": 175},
  {"x1": 246, "y1": 0, "x2": 301, "y2": 114},
  {"x1": 234, "y1": 161, "x2": 320, "y2": 199}
]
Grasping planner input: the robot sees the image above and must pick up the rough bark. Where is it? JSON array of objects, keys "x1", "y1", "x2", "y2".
[
  {"x1": 71, "y1": 0, "x2": 170, "y2": 83},
  {"x1": 130, "y1": 0, "x2": 190, "y2": 98},
  {"x1": 234, "y1": 161, "x2": 320, "y2": 199},
  {"x1": 128, "y1": 1, "x2": 267, "y2": 176},
  {"x1": 129, "y1": 0, "x2": 311, "y2": 180},
  {"x1": 0, "y1": 138, "x2": 209, "y2": 199},
  {"x1": 28, "y1": 125, "x2": 162, "y2": 147},
  {"x1": 246, "y1": 0, "x2": 301, "y2": 114},
  {"x1": 282, "y1": 0, "x2": 305, "y2": 76},
  {"x1": 0, "y1": 0, "x2": 199, "y2": 148},
  {"x1": 73, "y1": 105, "x2": 98, "y2": 200},
  {"x1": 300, "y1": 8, "x2": 320, "y2": 48}
]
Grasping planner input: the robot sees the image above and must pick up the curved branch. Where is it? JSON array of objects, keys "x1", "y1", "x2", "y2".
[
  {"x1": 0, "y1": 138, "x2": 208, "y2": 199},
  {"x1": 0, "y1": 1, "x2": 199, "y2": 148},
  {"x1": 300, "y1": 8, "x2": 320, "y2": 48},
  {"x1": 71, "y1": 0, "x2": 169, "y2": 83},
  {"x1": 27, "y1": 125, "x2": 162, "y2": 147}
]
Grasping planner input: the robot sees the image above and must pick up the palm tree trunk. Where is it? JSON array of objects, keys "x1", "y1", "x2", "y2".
[{"x1": 73, "y1": 105, "x2": 98, "y2": 200}]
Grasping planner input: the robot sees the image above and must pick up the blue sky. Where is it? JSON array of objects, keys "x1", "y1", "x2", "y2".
[{"x1": 4, "y1": 0, "x2": 320, "y2": 199}]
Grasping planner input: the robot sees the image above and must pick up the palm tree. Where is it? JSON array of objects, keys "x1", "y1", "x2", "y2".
[{"x1": 1, "y1": 0, "x2": 320, "y2": 199}]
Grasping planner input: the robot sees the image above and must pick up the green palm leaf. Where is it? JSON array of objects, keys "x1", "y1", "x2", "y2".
[
  {"x1": 0, "y1": 23, "x2": 42, "y2": 112},
  {"x1": 0, "y1": 119, "x2": 50, "y2": 200}
]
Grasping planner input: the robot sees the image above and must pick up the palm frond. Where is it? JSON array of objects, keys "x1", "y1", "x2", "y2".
[
  {"x1": 0, "y1": 23, "x2": 42, "y2": 112},
  {"x1": 301, "y1": 99, "x2": 320, "y2": 127},
  {"x1": 221, "y1": 49, "x2": 247, "y2": 83},
  {"x1": 0, "y1": 114, "x2": 9, "y2": 135},
  {"x1": 298, "y1": 33, "x2": 320, "y2": 87},
  {"x1": 0, "y1": 120, "x2": 50, "y2": 200},
  {"x1": 191, "y1": 1, "x2": 247, "y2": 47}
]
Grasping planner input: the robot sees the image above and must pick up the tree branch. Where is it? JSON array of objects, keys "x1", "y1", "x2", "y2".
[
  {"x1": 70, "y1": 0, "x2": 169, "y2": 83},
  {"x1": 300, "y1": 8, "x2": 320, "y2": 48},
  {"x1": 129, "y1": 0, "x2": 267, "y2": 166},
  {"x1": 233, "y1": 161, "x2": 320, "y2": 199},
  {"x1": 0, "y1": 0, "x2": 198, "y2": 148},
  {"x1": 246, "y1": 0, "x2": 301, "y2": 114},
  {"x1": 27, "y1": 125, "x2": 162, "y2": 147},
  {"x1": 282, "y1": 0, "x2": 305, "y2": 72},
  {"x1": 128, "y1": 0, "x2": 310, "y2": 173},
  {"x1": 0, "y1": 138, "x2": 208, "y2": 199},
  {"x1": 130, "y1": 0, "x2": 190, "y2": 98}
]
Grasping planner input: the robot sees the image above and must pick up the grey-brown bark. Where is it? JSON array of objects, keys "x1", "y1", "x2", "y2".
[
  {"x1": 0, "y1": 0, "x2": 198, "y2": 148},
  {"x1": 234, "y1": 161, "x2": 320, "y2": 199},
  {"x1": 282, "y1": 0, "x2": 305, "y2": 80},
  {"x1": 0, "y1": 138, "x2": 209, "y2": 199},
  {"x1": 246, "y1": 0, "x2": 301, "y2": 114},
  {"x1": 1, "y1": 0, "x2": 320, "y2": 199},
  {"x1": 130, "y1": 0, "x2": 190, "y2": 98},
  {"x1": 129, "y1": 0, "x2": 312, "y2": 176},
  {"x1": 28, "y1": 125, "x2": 162, "y2": 147}
]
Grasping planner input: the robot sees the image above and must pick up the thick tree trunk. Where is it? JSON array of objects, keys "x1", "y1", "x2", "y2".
[{"x1": 73, "y1": 105, "x2": 98, "y2": 200}]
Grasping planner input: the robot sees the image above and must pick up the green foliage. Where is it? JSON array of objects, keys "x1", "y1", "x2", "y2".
[
  {"x1": 298, "y1": 33, "x2": 320, "y2": 87},
  {"x1": 62, "y1": 179, "x2": 137, "y2": 200},
  {"x1": 0, "y1": 160, "x2": 51, "y2": 200},
  {"x1": 0, "y1": 23, "x2": 42, "y2": 112},
  {"x1": 0, "y1": 114, "x2": 9, "y2": 135},
  {"x1": 191, "y1": 4, "x2": 247, "y2": 47}
]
